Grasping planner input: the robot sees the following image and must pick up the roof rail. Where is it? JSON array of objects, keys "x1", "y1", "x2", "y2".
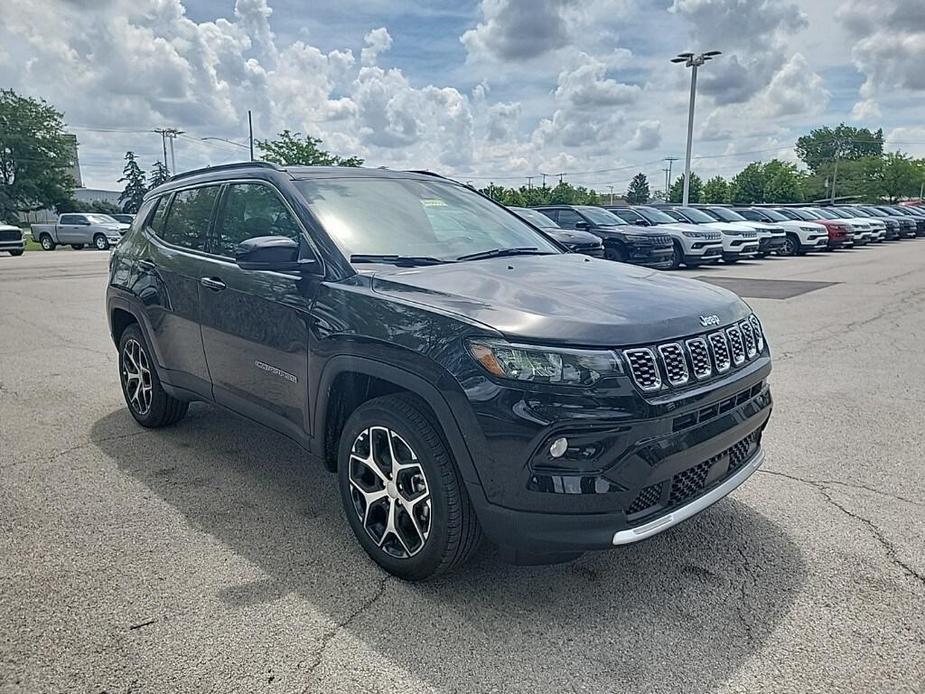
[
  {"x1": 167, "y1": 161, "x2": 284, "y2": 183},
  {"x1": 403, "y1": 169, "x2": 451, "y2": 180}
]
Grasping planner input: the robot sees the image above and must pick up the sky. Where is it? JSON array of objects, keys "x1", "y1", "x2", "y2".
[{"x1": 2, "y1": 0, "x2": 923, "y2": 192}]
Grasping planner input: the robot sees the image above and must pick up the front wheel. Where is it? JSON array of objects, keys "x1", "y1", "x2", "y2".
[
  {"x1": 40, "y1": 234, "x2": 56, "y2": 251},
  {"x1": 93, "y1": 234, "x2": 110, "y2": 250},
  {"x1": 667, "y1": 241, "x2": 683, "y2": 270},
  {"x1": 9, "y1": 249, "x2": 24, "y2": 256},
  {"x1": 119, "y1": 324, "x2": 188, "y2": 428},
  {"x1": 778, "y1": 234, "x2": 799, "y2": 257},
  {"x1": 604, "y1": 243, "x2": 628, "y2": 263},
  {"x1": 337, "y1": 394, "x2": 482, "y2": 580},
  {"x1": 70, "y1": 244, "x2": 84, "y2": 250}
]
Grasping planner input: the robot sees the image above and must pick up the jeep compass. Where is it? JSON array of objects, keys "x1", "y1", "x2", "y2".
[{"x1": 106, "y1": 163, "x2": 773, "y2": 580}]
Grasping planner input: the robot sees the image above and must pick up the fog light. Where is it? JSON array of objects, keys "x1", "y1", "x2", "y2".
[{"x1": 549, "y1": 437, "x2": 568, "y2": 458}]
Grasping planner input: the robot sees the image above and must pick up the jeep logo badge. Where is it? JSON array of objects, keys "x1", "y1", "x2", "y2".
[{"x1": 699, "y1": 314, "x2": 721, "y2": 327}]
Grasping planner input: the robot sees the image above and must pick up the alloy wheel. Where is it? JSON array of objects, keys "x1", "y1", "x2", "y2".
[
  {"x1": 95, "y1": 236, "x2": 108, "y2": 250},
  {"x1": 348, "y1": 426, "x2": 432, "y2": 558},
  {"x1": 121, "y1": 338, "x2": 153, "y2": 415}
]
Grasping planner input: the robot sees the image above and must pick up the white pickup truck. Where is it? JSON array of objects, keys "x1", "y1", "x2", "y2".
[{"x1": 31, "y1": 213, "x2": 128, "y2": 251}]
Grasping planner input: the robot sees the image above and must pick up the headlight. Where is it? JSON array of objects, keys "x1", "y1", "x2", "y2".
[
  {"x1": 681, "y1": 231, "x2": 705, "y2": 238},
  {"x1": 467, "y1": 339, "x2": 621, "y2": 385}
]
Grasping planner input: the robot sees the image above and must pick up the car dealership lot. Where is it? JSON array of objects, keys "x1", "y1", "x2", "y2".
[{"x1": 1, "y1": 248, "x2": 923, "y2": 693}]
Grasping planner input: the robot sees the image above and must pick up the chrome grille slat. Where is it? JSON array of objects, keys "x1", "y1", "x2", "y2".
[
  {"x1": 685, "y1": 337, "x2": 712, "y2": 379},
  {"x1": 749, "y1": 315, "x2": 764, "y2": 352},
  {"x1": 726, "y1": 326, "x2": 746, "y2": 365},
  {"x1": 624, "y1": 348, "x2": 661, "y2": 392},
  {"x1": 658, "y1": 343, "x2": 689, "y2": 386},
  {"x1": 739, "y1": 320, "x2": 757, "y2": 358},
  {"x1": 708, "y1": 332, "x2": 731, "y2": 373}
]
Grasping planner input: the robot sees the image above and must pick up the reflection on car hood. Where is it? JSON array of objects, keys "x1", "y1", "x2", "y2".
[
  {"x1": 651, "y1": 221, "x2": 710, "y2": 234},
  {"x1": 370, "y1": 253, "x2": 748, "y2": 346},
  {"x1": 541, "y1": 228, "x2": 602, "y2": 246}
]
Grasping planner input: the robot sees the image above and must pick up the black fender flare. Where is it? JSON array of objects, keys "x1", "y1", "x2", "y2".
[{"x1": 313, "y1": 354, "x2": 485, "y2": 490}]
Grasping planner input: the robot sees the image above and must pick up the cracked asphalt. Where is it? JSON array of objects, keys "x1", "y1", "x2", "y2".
[{"x1": 1, "y1": 245, "x2": 924, "y2": 693}]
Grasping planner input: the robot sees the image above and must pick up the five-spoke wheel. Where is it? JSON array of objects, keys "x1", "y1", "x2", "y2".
[{"x1": 121, "y1": 337, "x2": 153, "y2": 416}]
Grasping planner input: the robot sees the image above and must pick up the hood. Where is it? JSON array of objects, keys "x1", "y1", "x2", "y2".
[
  {"x1": 705, "y1": 221, "x2": 757, "y2": 234},
  {"x1": 651, "y1": 221, "x2": 709, "y2": 234},
  {"x1": 543, "y1": 228, "x2": 602, "y2": 246},
  {"x1": 369, "y1": 253, "x2": 748, "y2": 347}
]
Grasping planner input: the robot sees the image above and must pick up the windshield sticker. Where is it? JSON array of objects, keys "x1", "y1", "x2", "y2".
[{"x1": 421, "y1": 198, "x2": 448, "y2": 208}]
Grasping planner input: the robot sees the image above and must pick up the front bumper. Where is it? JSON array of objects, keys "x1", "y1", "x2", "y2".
[
  {"x1": 626, "y1": 244, "x2": 674, "y2": 268},
  {"x1": 758, "y1": 236, "x2": 786, "y2": 253},
  {"x1": 0, "y1": 240, "x2": 25, "y2": 251}
]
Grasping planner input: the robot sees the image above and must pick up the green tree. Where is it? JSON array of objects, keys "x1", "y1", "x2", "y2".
[
  {"x1": 149, "y1": 160, "x2": 170, "y2": 188},
  {"x1": 625, "y1": 173, "x2": 650, "y2": 204},
  {"x1": 795, "y1": 124, "x2": 884, "y2": 173},
  {"x1": 762, "y1": 160, "x2": 804, "y2": 203},
  {"x1": 701, "y1": 176, "x2": 728, "y2": 203},
  {"x1": 549, "y1": 181, "x2": 577, "y2": 204},
  {"x1": 729, "y1": 163, "x2": 767, "y2": 204},
  {"x1": 669, "y1": 173, "x2": 702, "y2": 203},
  {"x1": 118, "y1": 151, "x2": 148, "y2": 213},
  {"x1": 867, "y1": 152, "x2": 918, "y2": 202},
  {"x1": 256, "y1": 129, "x2": 363, "y2": 167},
  {"x1": 0, "y1": 89, "x2": 75, "y2": 222}
]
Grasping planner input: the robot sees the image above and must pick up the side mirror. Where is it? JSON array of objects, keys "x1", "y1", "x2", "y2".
[
  {"x1": 575, "y1": 221, "x2": 590, "y2": 230},
  {"x1": 235, "y1": 236, "x2": 318, "y2": 273}
]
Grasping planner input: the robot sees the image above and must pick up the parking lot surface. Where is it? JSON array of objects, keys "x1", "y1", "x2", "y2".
[{"x1": 1, "y1": 247, "x2": 923, "y2": 693}]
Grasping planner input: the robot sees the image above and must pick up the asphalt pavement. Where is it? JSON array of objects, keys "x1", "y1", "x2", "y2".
[{"x1": 1, "y1": 245, "x2": 923, "y2": 693}]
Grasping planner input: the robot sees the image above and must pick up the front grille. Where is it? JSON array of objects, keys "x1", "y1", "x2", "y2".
[
  {"x1": 624, "y1": 348, "x2": 661, "y2": 391},
  {"x1": 0, "y1": 229, "x2": 21, "y2": 242},
  {"x1": 686, "y1": 337, "x2": 712, "y2": 379},
  {"x1": 658, "y1": 343, "x2": 689, "y2": 386},
  {"x1": 627, "y1": 483, "x2": 662, "y2": 515},
  {"x1": 669, "y1": 460, "x2": 712, "y2": 505},
  {"x1": 740, "y1": 320, "x2": 757, "y2": 358},
  {"x1": 626, "y1": 430, "x2": 762, "y2": 520}
]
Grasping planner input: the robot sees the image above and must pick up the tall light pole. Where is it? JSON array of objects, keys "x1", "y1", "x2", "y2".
[{"x1": 671, "y1": 50, "x2": 721, "y2": 205}]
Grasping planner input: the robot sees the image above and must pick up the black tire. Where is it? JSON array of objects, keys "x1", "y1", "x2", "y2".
[
  {"x1": 70, "y1": 244, "x2": 84, "y2": 250},
  {"x1": 605, "y1": 242, "x2": 628, "y2": 263},
  {"x1": 723, "y1": 256, "x2": 739, "y2": 264},
  {"x1": 118, "y1": 324, "x2": 188, "y2": 428},
  {"x1": 778, "y1": 233, "x2": 799, "y2": 257},
  {"x1": 337, "y1": 394, "x2": 482, "y2": 581},
  {"x1": 93, "y1": 234, "x2": 109, "y2": 251},
  {"x1": 668, "y1": 241, "x2": 683, "y2": 270},
  {"x1": 40, "y1": 234, "x2": 56, "y2": 251},
  {"x1": 9, "y1": 249, "x2": 23, "y2": 256}
]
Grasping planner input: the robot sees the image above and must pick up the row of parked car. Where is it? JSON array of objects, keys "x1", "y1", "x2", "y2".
[
  {"x1": 510, "y1": 203, "x2": 925, "y2": 270},
  {"x1": 0, "y1": 213, "x2": 137, "y2": 257}
]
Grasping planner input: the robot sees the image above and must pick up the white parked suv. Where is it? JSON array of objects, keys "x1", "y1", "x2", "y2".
[
  {"x1": 652, "y1": 205, "x2": 759, "y2": 263},
  {"x1": 602, "y1": 205, "x2": 724, "y2": 268},
  {"x1": 757, "y1": 208, "x2": 829, "y2": 254},
  {"x1": 798, "y1": 208, "x2": 874, "y2": 246},
  {"x1": 695, "y1": 206, "x2": 787, "y2": 258}
]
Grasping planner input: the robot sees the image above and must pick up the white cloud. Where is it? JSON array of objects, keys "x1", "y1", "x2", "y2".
[
  {"x1": 758, "y1": 53, "x2": 830, "y2": 117},
  {"x1": 361, "y1": 27, "x2": 392, "y2": 66},
  {"x1": 628, "y1": 121, "x2": 661, "y2": 151},
  {"x1": 851, "y1": 98, "x2": 881, "y2": 121},
  {"x1": 461, "y1": 0, "x2": 580, "y2": 62}
]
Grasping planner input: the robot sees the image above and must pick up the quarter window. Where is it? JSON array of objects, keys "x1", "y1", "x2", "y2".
[
  {"x1": 214, "y1": 183, "x2": 301, "y2": 258},
  {"x1": 148, "y1": 196, "x2": 170, "y2": 235},
  {"x1": 159, "y1": 186, "x2": 220, "y2": 252}
]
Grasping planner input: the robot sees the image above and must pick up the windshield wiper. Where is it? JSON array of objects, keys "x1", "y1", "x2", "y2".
[
  {"x1": 350, "y1": 254, "x2": 451, "y2": 266},
  {"x1": 455, "y1": 247, "x2": 552, "y2": 262}
]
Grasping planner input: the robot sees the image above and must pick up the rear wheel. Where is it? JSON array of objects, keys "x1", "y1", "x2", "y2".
[
  {"x1": 337, "y1": 394, "x2": 482, "y2": 580},
  {"x1": 70, "y1": 244, "x2": 84, "y2": 250},
  {"x1": 40, "y1": 234, "x2": 56, "y2": 251},
  {"x1": 118, "y1": 324, "x2": 188, "y2": 428},
  {"x1": 93, "y1": 234, "x2": 109, "y2": 250}
]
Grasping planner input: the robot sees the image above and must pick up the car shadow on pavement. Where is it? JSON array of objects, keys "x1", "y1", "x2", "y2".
[{"x1": 92, "y1": 405, "x2": 806, "y2": 693}]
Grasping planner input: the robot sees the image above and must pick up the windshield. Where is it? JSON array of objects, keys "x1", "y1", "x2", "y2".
[
  {"x1": 511, "y1": 207, "x2": 560, "y2": 228},
  {"x1": 784, "y1": 208, "x2": 816, "y2": 220},
  {"x1": 675, "y1": 207, "x2": 715, "y2": 224},
  {"x1": 805, "y1": 208, "x2": 833, "y2": 219},
  {"x1": 859, "y1": 207, "x2": 887, "y2": 217},
  {"x1": 707, "y1": 207, "x2": 747, "y2": 222},
  {"x1": 295, "y1": 177, "x2": 560, "y2": 261},
  {"x1": 86, "y1": 214, "x2": 118, "y2": 224},
  {"x1": 839, "y1": 207, "x2": 865, "y2": 217},
  {"x1": 634, "y1": 207, "x2": 677, "y2": 224},
  {"x1": 758, "y1": 208, "x2": 788, "y2": 222},
  {"x1": 575, "y1": 206, "x2": 626, "y2": 225}
]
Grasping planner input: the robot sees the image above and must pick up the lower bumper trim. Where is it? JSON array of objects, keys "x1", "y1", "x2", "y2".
[{"x1": 612, "y1": 447, "x2": 764, "y2": 545}]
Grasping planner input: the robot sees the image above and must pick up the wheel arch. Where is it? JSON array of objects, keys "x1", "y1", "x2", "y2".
[{"x1": 313, "y1": 356, "x2": 483, "y2": 490}]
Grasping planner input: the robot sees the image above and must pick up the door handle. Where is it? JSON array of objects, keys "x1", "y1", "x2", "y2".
[
  {"x1": 138, "y1": 259, "x2": 156, "y2": 270},
  {"x1": 200, "y1": 277, "x2": 226, "y2": 291}
]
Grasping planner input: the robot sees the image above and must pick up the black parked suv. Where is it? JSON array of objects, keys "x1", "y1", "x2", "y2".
[
  {"x1": 107, "y1": 163, "x2": 772, "y2": 580},
  {"x1": 533, "y1": 205, "x2": 673, "y2": 268},
  {"x1": 508, "y1": 206, "x2": 604, "y2": 257}
]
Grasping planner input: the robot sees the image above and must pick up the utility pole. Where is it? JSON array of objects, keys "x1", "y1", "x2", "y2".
[
  {"x1": 671, "y1": 51, "x2": 721, "y2": 205},
  {"x1": 248, "y1": 110, "x2": 255, "y2": 161},
  {"x1": 609, "y1": 185, "x2": 614, "y2": 205},
  {"x1": 541, "y1": 173, "x2": 548, "y2": 188},
  {"x1": 830, "y1": 153, "x2": 840, "y2": 204},
  {"x1": 664, "y1": 157, "x2": 678, "y2": 196},
  {"x1": 662, "y1": 168, "x2": 670, "y2": 200},
  {"x1": 154, "y1": 128, "x2": 184, "y2": 174},
  {"x1": 526, "y1": 176, "x2": 534, "y2": 190}
]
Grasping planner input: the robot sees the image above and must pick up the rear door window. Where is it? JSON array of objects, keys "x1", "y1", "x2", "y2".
[{"x1": 158, "y1": 186, "x2": 220, "y2": 252}]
